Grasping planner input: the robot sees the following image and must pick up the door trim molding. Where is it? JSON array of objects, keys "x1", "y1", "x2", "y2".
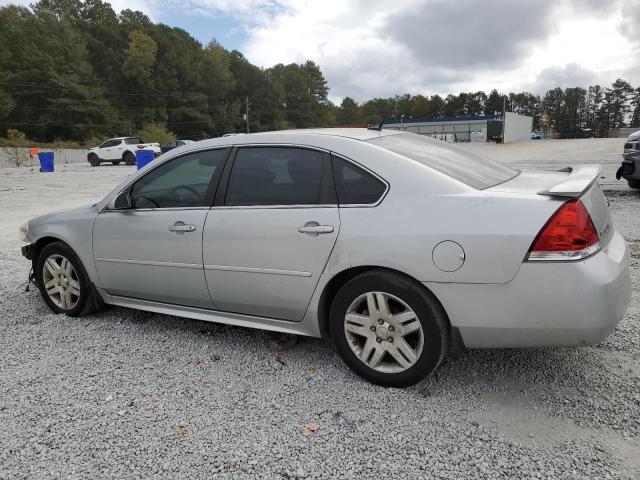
[
  {"x1": 95, "y1": 257, "x2": 203, "y2": 269},
  {"x1": 203, "y1": 264, "x2": 312, "y2": 277}
]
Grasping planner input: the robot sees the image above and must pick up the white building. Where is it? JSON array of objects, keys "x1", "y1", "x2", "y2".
[{"x1": 383, "y1": 112, "x2": 533, "y2": 143}]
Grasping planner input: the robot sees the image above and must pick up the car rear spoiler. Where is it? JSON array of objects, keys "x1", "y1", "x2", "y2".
[{"x1": 538, "y1": 165, "x2": 601, "y2": 198}]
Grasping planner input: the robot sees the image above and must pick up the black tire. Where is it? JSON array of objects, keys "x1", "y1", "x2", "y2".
[
  {"x1": 35, "y1": 241, "x2": 103, "y2": 317},
  {"x1": 112, "y1": 160, "x2": 121, "y2": 166},
  {"x1": 88, "y1": 154, "x2": 100, "y2": 167},
  {"x1": 628, "y1": 179, "x2": 640, "y2": 189},
  {"x1": 329, "y1": 270, "x2": 448, "y2": 388},
  {"x1": 123, "y1": 151, "x2": 135, "y2": 165}
]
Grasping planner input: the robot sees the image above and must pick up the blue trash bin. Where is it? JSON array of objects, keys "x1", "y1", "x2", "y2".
[
  {"x1": 136, "y1": 150, "x2": 155, "y2": 170},
  {"x1": 38, "y1": 152, "x2": 54, "y2": 172}
]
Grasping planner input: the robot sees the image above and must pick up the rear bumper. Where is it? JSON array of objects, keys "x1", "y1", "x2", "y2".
[{"x1": 426, "y1": 229, "x2": 631, "y2": 348}]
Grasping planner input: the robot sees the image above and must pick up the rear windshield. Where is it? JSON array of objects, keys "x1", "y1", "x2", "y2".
[
  {"x1": 367, "y1": 133, "x2": 518, "y2": 189},
  {"x1": 125, "y1": 137, "x2": 143, "y2": 145}
]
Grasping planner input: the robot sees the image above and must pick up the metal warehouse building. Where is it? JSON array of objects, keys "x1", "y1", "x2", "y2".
[{"x1": 382, "y1": 112, "x2": 533, "y2": 143}]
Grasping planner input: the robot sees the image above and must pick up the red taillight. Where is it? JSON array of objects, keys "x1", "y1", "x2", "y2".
[{"x1": 528, "y1": 199, "x2": 600, "y2": 261}]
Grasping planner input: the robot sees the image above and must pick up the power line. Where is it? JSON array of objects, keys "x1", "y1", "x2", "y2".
[
  {"x1": 0, "y1": 81, "x2": 208, "y2": 99},
  {"x1": 13, "y1": 105, "x2": 218, "y2": 113},
  {"x1": 3, "y1": 120, "x2": 211, "y2": 127}
]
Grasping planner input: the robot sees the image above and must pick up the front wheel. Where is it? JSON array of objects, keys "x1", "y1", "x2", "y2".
[
  {"x1": 123, "y1": 151, "x2": 135, "y2": 165},
  {"x1": 330, "y1": 270, "x2": 448, "y2": 387},
  {"x1": 628, "y1": 179, "x2": 640, "y2": 189},
  {"x1": 35, "y1": 241, "x2": 101, "y2": 317},
  {"x1": 88, "y1": 154, "x2": 100, "y2": 167}
]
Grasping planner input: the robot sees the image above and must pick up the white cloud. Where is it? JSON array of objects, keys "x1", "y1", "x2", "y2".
[
  {"x1": 3, "y1": 0, "x2": 638, "y2": 99},
  {"x1": 237, "y1": 0, "x2": 640, "y2": 100}
]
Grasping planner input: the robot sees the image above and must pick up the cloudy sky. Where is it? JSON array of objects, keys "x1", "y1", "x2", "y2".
[{"x1": 4, "y1": 0, "x2": 640, "y2": 101}]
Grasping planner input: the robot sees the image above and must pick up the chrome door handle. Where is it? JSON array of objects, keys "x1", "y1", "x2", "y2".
[
  {"x1": 298, "y1": 223, "x2": 334, "y2": 235},
  {"x1": 169, "y1": 223, "x2": 196, "y2": 233}
]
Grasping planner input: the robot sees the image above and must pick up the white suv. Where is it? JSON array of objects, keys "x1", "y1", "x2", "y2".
[{"x1": 87, "y1": 137, "x2": 161, "y2": 166}]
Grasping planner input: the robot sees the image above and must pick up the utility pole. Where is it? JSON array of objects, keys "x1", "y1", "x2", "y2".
[{"x1": 245, "y1": 96, "x2": 250, "y2": 134}]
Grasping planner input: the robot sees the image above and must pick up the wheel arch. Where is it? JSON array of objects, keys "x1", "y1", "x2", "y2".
[{"x1": 317, "y1": 266, "x2": 452, "y2": 335}]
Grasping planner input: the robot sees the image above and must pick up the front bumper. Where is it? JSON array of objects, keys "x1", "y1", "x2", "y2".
[
  {"x1": 617, "y1": 153, "x2": 639, "y2": 181},
  {"x1": 427, "y1": 229, "x2": 631, "y2": 348},
  {"x1": 22, "y1": 243, "x2": 34, "y2": 260}
]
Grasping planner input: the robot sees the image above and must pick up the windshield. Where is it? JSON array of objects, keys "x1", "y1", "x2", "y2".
[{"x1": 367, "y1": 133, "x2": 518, "y2": 189}]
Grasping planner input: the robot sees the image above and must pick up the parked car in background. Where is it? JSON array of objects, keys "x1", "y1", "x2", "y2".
[
  {"x1": 617, "y1": 140, "x2": 640, "y2": 189},
  {"x1": 628, "y1": 130, "x2": 640, "y2": 142},
  {"x1": 161, "y1": 139, "x2": 195, "y2": 154},
  {"x1": 87, "y1": 137, "x2": 161, "y2": 166},
  {"x1": 21, "y1": 129, "x2": 630, "y2": 387},
  {"x1": 530, "y1": 131, "x2": 543, "y2": 140},
  {"x1": 559, "y1": 128, "x2": 595, "y2": 139}
]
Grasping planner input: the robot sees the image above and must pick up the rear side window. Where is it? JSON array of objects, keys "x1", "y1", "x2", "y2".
[
  {"x1": 125, "y1": 137, "x2": 143, "y2": 145},
  {"x1": 367, "y1": 133, "x2": 518, "y2": 189},
  {"x1": 332, "y1": 156, "x2": 386, "y2": 205},
  {"x1": 226, "y1": 147, "x2": 325, "y2": 206}
]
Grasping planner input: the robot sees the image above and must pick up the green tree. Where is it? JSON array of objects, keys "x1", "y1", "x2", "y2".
[
  {"x1": 485, "y1": 89, "x2": 504, "y2": 115},
  {"x1": 137, "y1": 122, "x2": 175, "y2": 145},
  {"x1": 630, "y1": 87, "x2": 640, "y2": 128},
  {"x1": 336, "y1": 97, "x2": 361, "y2": 124}
]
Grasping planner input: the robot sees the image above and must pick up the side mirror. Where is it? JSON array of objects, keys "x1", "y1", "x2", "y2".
[{"x1": 110, "y1": 191, "x2": 132, "y2": 210}]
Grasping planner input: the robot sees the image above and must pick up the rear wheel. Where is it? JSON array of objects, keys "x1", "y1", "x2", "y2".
[
  {"x1": 124, "y1": 151, "x2": 135, "y2": 165},
  {"x1": 88, "y1": 154, "x2": 100, "y2": 167},
  {"x1": 35, "y1": 241, "x2": 102, "y2": 317},
  {"x1": 330, "y1": 270, "x2": 448, "y2": 387}
]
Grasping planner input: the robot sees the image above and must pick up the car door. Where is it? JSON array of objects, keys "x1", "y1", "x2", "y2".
[
  {"x1": 203, "y1": 146, "x2": 340, "y2": 321},
  {"x1": 106, "y1": 139, "x2": 124, "y2": 160},
  {"x1": 98, "y1": 139, "x2": 117, "y2": 160},
  {"x1": 93, "y1": 148, "x2": 229, "y2": 308}
]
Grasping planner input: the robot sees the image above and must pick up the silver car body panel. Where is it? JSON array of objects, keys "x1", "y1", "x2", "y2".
[
  {"x1": 203, "y1": 206, "x2": 340, "y2": 320},
  {"x1": 93, "y1": 209, "x2": 213, "y2": 308},
  {"x1": 24, "y1": 129, "x2": 631, "y2": 348}
]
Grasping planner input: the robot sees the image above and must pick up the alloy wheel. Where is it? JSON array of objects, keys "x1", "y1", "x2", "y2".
[
  {"x1": 343, "y1": 291, "x2": 424, "y2": 373},
  {"x1": 42, "y1": 254, "x2": 81, "y2": 310}
]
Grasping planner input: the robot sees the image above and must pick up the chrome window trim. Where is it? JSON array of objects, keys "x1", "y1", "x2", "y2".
[
  {"x1": 211, "y1": 204, "x2": 336, "y2": 210},
  {"x1": 104, "y1": 142, "x2": 390, "y2": 212},
  {"x1": 330, "y1": 152, "x2": 390, "y2": 208},
  {"x1": 101, "y1": 206, "x2": 210, "y2": 213}
]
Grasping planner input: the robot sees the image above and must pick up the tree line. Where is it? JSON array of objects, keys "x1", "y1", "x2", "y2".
[{"x1": 1, "y1": 0, "x2": 639, "y2": 144}]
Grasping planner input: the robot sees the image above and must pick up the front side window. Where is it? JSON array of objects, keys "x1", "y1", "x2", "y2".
[
  {"x1": 131, "y1": 149, "x2": 227, "y2": 208},
  {"x1": 332, "y1": 156, "x2": 387, "y2": 205},
  {"x1": 226, "y1": 147, "x2": 325, "y2": 206},
  {"x1": 101, "y1": 139, "x2": 120, "y2": 148}
]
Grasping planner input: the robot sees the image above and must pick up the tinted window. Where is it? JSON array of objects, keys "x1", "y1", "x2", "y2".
[
  {"x1": 125, "y1": 137, "x2": 143, "y2": 145},
  {"x1": 332, "y1": 156, "x2": 386, "y2": 205},
  {"x1": 101, "y1": 139, "x2": 120, "y2": 148},
  {"x1": 226, "y1": 147, "x2": 324, "y2": 206},
  {"x1": 131, "y1": 149, "x2": 227, "y2": 208},
  {"x1": 367, "y1": 133, "x2": 518, "y2": 189}
]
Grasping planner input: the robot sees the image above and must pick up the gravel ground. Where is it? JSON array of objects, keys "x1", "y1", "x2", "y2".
[{"x1": 0, "y1": 138, "x2": 638, "y2": 479}]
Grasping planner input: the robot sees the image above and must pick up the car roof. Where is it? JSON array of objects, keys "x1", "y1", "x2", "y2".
[
  {"x1": 264, "y1": 128, "x2": 402, "y2": 141},
  {"x1": 187, "y1": 128, "x2": 405, "y2": 150}
]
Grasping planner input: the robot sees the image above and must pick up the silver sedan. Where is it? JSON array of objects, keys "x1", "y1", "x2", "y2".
[{"x1": 20, "y1": 129, "x2": 631, "y2": 386}]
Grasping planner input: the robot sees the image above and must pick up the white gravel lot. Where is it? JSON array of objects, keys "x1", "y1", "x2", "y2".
[{"x1": 0, "y1": 138, "x2": 638, "y2": 479}]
